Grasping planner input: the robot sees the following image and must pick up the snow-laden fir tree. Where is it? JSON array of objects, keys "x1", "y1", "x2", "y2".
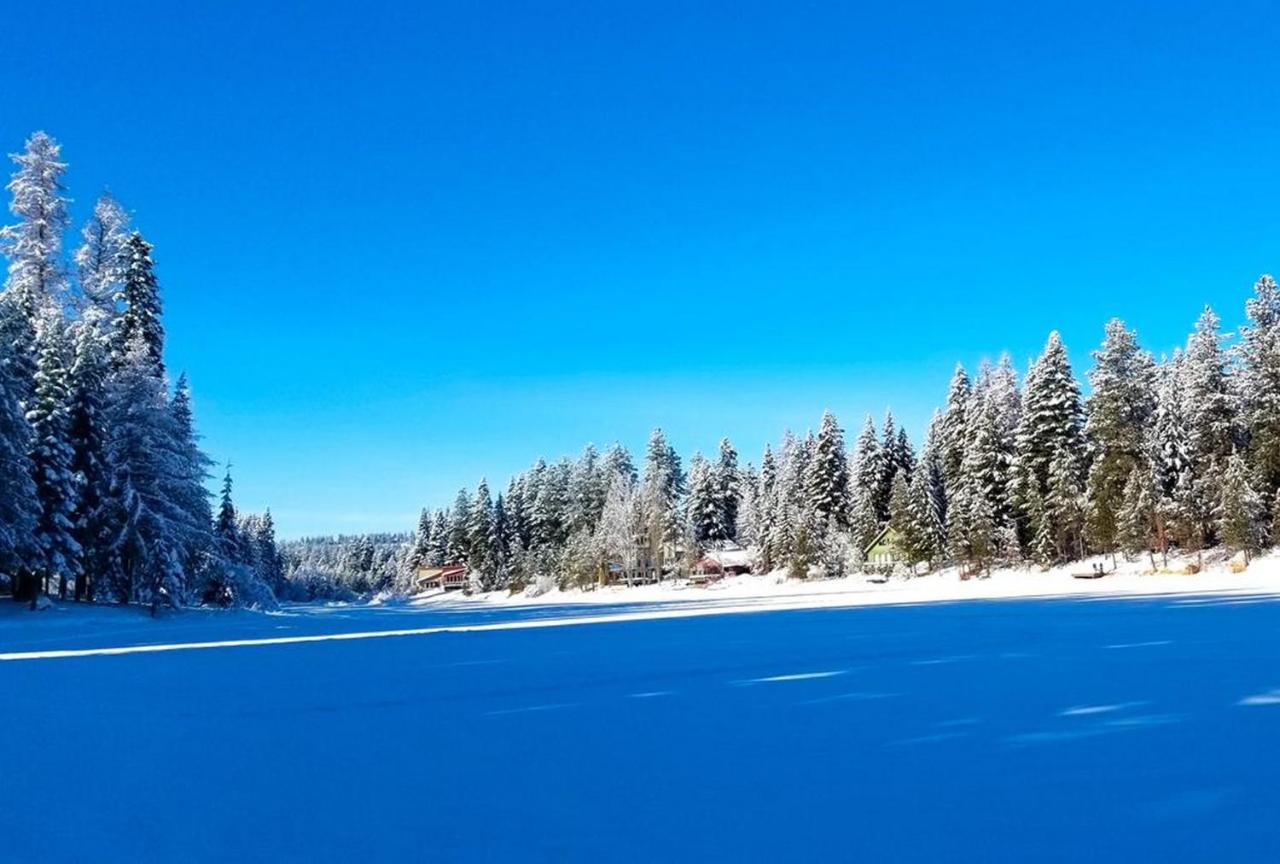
[
  {"x1": 687, "y1": 453, "x2": 722, "y2": 543},
  {"x1": 74, "y1": 192, "x2": 129, "y2": 323},
  {"x1": 601, "y1": 442, "x2": 636, "y2": 485},
  {"x1": 805, "y1": 410, "x2": 850, "y2": 528},
  {"x1": 1179, "y1": 307, "x2": 1237, "y2": 548},
  {"x1": 566, "y1": 444, "x2": 603, "y2": 537},
  {"x1": 1013, "y1": 331, "x2": 1086, "y2": 552},
  {"x1": 66, "y1": 320, "x2": 111, "y2": 600},
  {"x1": 447, "y1": 488, "x2": 471, "y2": 563},
  {"x1": 1116, "y1": 464, "x2": 1158, "y2": 567},
  {"x1": 1043, "y1": 445, "x2": 1086, "y2": 563},
  {"x1": 1084, "y1": 318, "x2": 1155, "y2": 557},
  {"x1": 756, "y1": 443, "x2": 779, "y2": 569},
  {"x1": 874, "y1": 410, "x2": 900, "y2": 523},
  {"x1": 468, "y1": 479, "x2": 496, "y2": 590},
  {"x1": 410, "y1": 508, "x2": 433, "y2": 570},
  {"x1": 428, "y1": 509, "x2": 450, "y2": 566},
  {"x1": 0, "y1": 326, "x2": 37, "y2": 586},
  {"x1": 26, "y1": 310, "x2": 81, "y2": 603},
  {"x1": 736, "y1": 462, "x2": 760, "y2": 548},
  {"x1": 715, "y1": 437, "x2": 741, "y2": 541},
  {"x1": 641, "y1": 428, "x2": 684, "y2": 572},
  {"x1": 940, "y1": 363, "x2": 970, "y2": 500},
  {"x1": 1218, "y1": 449, "x2": 1264, "y2": 562},
  {"x1": 168, "y1": 373, "x2": 215, "y2": 578},
  {"x1": 1149, "y1": 354, "x2": 1194, "y2": 557},
  {"x1": 113, "y1": 231, "x2": 164, "y2": 370},
  {"x1": 849, "y1": 415, "x2": 881, "y2": 551},
  {"x1": 1, "y1": 131, "x2": 70, "y2": 312},
  {"x1": 1239, "y1": 275, "x2": 1280, "y2": 496}
]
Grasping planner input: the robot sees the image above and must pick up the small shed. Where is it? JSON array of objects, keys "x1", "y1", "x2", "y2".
[
  {"x1": 863, "y1": 526, "x2": 903, "y2": 566},
  {"x1": 416, "y1": 563, "x2": 467, "y2": 592}
]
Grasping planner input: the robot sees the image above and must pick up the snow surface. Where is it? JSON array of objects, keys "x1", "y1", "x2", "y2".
[{"x1": 5, "y1": 558, "x2": 1280, "y2": 862}]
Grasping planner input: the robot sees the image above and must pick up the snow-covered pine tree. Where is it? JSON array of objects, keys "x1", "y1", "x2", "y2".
[
  {"x1": 903, "y1": 467, "x2": 940, "y2": 569},
  {"x1": 27, "y1": 310, "x2": 80, "y2": 603},
  {"x1": 1084, "y1": 318, "x2": 1155, "y2": 558},
  {"x1": 566, "y1": 444, "x2": 604, "y2": 537},
  {"x1": 0, "y1": 326, "x2": 37, "y2": 590},
  {"x1": 715, "y1": 437, "x2": 741, "y2": 541},
  {"x1": 168, "y1": 373, "x2": 215, "y2": 581},
  {"x1": 874, "y1": 410, "x2": 899, "y2": 522},
  {"x1": 849, "y1": 415, "x2": 881, "y2": 551},
  {"x1": 1116, "y1": 464, "x2": 1158, "y2": 567},
  {"x1": 410, "y1": 508, "x2": 432, "y2": 570},
  {"x1": 1013, "y1": 331, "x2": 1086, "y2": 551},
  {"x1": 448, "y1": 488, "x2": 471, "y2": 563},
  {"x1": 66, "y1": 319, "x2": 111, "y2": 600},
  {"x1": 491, "y1": 493, "x2": 511, "y2": 585},
  {"x1": 757, "y1": 444, "x2": 778, "y2": 569},
  {"x1": 1180, "y1": 307, "x2": 1238, "y2": 548},
  {"x1": 1044, "y1": 445, "x2": 1086, "y2": 563},
  {"x1": 687, "y1": 452, "x2": 722, "y2": 544},
  {"x1": 1, "y1": 131, "x2": 70, "y2": 312},
  {"x1": 74, "y1": 192, "x2": 129, "y2": 324},
  {"x1": 428, "y1": 509, "x2": 449, "y2": 566},
  {"x1": 940, "y1": 363, "x2": 971, "y2": 500},
  {"x1": 215, "y1": 466, "x2": 246, "y2": 564},
  {"x1": 1149, "y1": 354, "x2": 1193, "y2": 558},
  {"x1": 113, "y1": 231, "x2": 164, "y2": 370},
  {"x1": 1219, "y1": 449, "x2": 1264, "y2": 562},
  {"x1": 601, "y1": 442, "x2": 637, "y2": 486},
  {"x1": 1240, "y1": 275, "x2": 1280, "y2": 496},
  {"x1": 641, "y1": 428, "x2": 685, "y2": 573},
  {"x1": 468, "y1": 479, "x2": 495, "y2": 590},
  {"x1": 736, "y1": 462, "x2": 760, "y2": 548},
  {"x1": 886, "y1": 471, "x2": 917, "y2": 568},
  {"x1": 806, "y1": 410, "x2": 851, "y2": 529}
]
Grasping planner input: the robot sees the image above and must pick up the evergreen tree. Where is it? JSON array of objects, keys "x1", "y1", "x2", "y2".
[
  {"x1": 113, "y1": 231, "x2": 164, "y2": 369},
  {"x1": 1240, "y1": 275, "x2": 1280, "y2": 496},
  {"x1": 66, "y1": 320, "x2": 111, "y2": 600},
  {"x1": 806, "y1": 410, "x2": 851, "y2": 528},
  {"x1": 410, "y1": 508, "x2": 432, "y2": 570},
  {"x1": 1084, "y1": 318, "x2": 1155, "y2": 557},
  {"x1": 448, "y1": 488, "x2": 471, "y2": 562},
  {"x1": 1219, "y1": 450, "x2": 1264, "y2": 561},
  {"x1": 1, "y1": 131, "x2": 70, "y2": 311},
  {"x1": 167, "y1": 373, "x2": 215, "y2": 579},
  {"x1": 940, "y1": 363, "x2": 971, "y2": 499},
  {"x1": 687, "y1": 453, "x2": 723, "y2": 543},
  {"x1": 74, "y1": 192, "x2": 129, "y2": 322},
  {"x1": 601, "y1": 442, "x2": 636, "y2": 485},
  {"x1": 1180, "y1": 307, "x2": 1237, "y2": 547},
  {"x1": 715, "y1": 437, "x2": 741, "y2": 540},
  {"x1": 468, "y1": 479, "x2": 496, "y2": 589},
  {"x1": 849, "y1": 415, "x2": 881, "y2": 550},
  {"x1": 1014, "y1": 332, "x2": 1086, "y2": 546},
  {"x1": 0, "y1": 325, "x2": 37, "y2": 589},
  {"x1": 1044, "y1": 446, "x2": 1086, "y2": 562},
  {"x1": 1116, "y1": 464, "x2": 1158, "y2": 566},
  {"x1": 27, "y1": 311, "x2": 80, "y2": 603},
  {"x1": 428, "y1": 509, "x2": 450, "y2": 566},
  {"x1": 641, "y1": 428, "x2": 684, "y2": 572}
]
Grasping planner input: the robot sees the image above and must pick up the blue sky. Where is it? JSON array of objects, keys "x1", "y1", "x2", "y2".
[{"x1": 4, "y1": 1, "x2": 1279, "y2": 537}]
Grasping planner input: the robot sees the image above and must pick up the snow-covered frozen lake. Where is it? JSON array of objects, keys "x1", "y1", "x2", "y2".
[{"x1": 5, "y1": 591, "x2": 1280, "y2": 862}]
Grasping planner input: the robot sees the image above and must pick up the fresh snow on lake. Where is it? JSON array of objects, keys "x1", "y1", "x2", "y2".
[{"x1": 4, "y1": 572, "x2": 1280, "y2": 862}]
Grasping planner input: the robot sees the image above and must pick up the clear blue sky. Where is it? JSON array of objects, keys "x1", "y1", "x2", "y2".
[{"x1": 5, "y1": 2, "x2": 1278, "y2": 537}]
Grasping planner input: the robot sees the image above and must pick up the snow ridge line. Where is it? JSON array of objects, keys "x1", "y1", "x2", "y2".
[{"x1": 0, "y1": 601, "x2": 819, "y2": 662}]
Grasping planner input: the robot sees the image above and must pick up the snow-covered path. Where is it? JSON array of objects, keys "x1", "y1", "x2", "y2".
[{"x1": 5, "y1": 591, "x2": 1280, "y2": 862}]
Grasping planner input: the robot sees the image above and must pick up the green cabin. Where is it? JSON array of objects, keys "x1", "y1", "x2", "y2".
[{"x1": 863, "y1": 525, "x2": 903, "y2": 566}]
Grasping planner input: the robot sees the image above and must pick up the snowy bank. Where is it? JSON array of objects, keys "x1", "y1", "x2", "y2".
[{"x1": 409, "y1": 550, "x2": 1280, "y2": 618}]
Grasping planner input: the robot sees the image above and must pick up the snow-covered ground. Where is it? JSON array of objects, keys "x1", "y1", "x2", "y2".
[
  {"x1": 5, "y1": 559, "x2": 1280, "y2": 862},
  {"x1": 411, "y1": 549, "x2": 1280, "y2": 617}
]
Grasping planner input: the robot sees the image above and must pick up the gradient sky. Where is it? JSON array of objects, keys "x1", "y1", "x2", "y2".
[{"x1": 4, "y1": 1, "x2": 1279, "y2": 537}]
